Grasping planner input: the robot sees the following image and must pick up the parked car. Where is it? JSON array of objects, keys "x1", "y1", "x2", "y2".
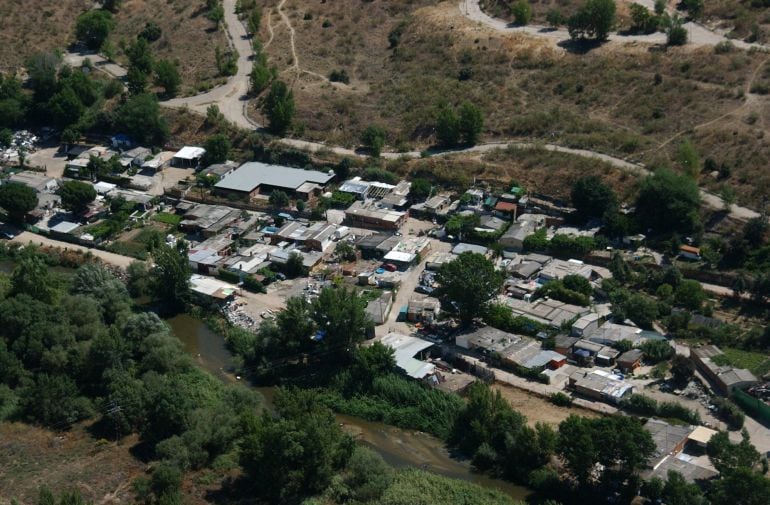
[
  {"x1": 382, "y1": 263, "x2": 398, "y2": 272},
  {"x1": 415, "y1": 285, "x2": 434, "y2": 295},
  {"x1": 276, "y1": 272, "x2": 287, "y2": 281}
]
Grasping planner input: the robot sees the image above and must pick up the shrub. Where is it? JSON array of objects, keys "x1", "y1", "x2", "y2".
[
  {"x1": 328, "y1": 69, "x2": 350, "y2": 84},
  {"x1": 549, "y1": 392, "x2": 573, "y2": 407}
]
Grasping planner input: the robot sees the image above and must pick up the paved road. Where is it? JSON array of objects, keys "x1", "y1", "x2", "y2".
[
  {"x1": 10, "y1": 232, "x2": 139, "y2": 269},
  {"x1": 459, "y1": 0, "x2": 765, "y2": 50},
  {"x1": 161, "y1": 0, "x2": 257, "y2": 129}
]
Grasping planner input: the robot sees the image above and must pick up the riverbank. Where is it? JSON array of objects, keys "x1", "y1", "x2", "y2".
[{"x1": 165, "y1": 313, "x2": 532, "y2": 501}]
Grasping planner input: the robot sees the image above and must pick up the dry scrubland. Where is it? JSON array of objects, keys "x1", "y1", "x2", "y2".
[
  {"x1": 253, "y1": 0, "x2": 770, "y2": 207},
  {"x1": 108, "y1": 0, "x2": 229, "y2": 93},
  {"x1": 0, "y1": 0, "x2": 227, "y2": 91},
  {"x1": 0, "y1": 0, "x2": 90, "y2": 72}
]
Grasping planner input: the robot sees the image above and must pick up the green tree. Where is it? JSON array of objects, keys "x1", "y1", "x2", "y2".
[
  {"x1": 250, "y1": 60, "x2": 272, "y2": 94},
  {"x1": 311, "y1": 287, "x2": 372, "y2": 359},
  {"x1": 0, "y1": 128, "x2": 11, "y2": 148},
  {"x1": 126, "y1": 37, "x2": 154, "y2": 75},
  {"x1": 445, "y1": 213, "x2": 480, "y2": 240},
  {"x1": 269, "y1": 190, "x2": 290, "y2": 208},
  {"x1": 335, "y1": 241, "x2": 356, "y2": 262},
  {"x1": 11, "y1": 255, "x2": 54, "y2": 303},
  {"x1": 58, "y1": 180, "x2": 96, "y2": 213},
  {"x1": 667, "y1": 15, "x2": 689, "y2": 46},
  {"x1": 48, "y1": 87, "x2": 85, "y2": 128},
  {"x1": 154, "y1": 59, "x2": 181, "y2": 97},
  {"x1": 126, "y1": 261, "x2": 151, "y2": 297},
  {"x1": 707, "y1": 430, "x2": 761, "y2": 475},
  {"x1": 629, "y1": 3, "x2": 659, "y2": 34},
  {"x1": 126, "y1": 66, "x2": 147, "y2": 95},
  {"x1": 202, "y1": 134, "x2": 231, "y2": 165},
  {"x1": 263, "y1": 80, "x2": 295, "y2": 135},
  {"x1": 247, "y1": 7, "x2": 263, "y2": 35},
  {"x1": 285, "y1": 252, "x2": 306, "y2": 279},
  {"x1": 635, "y1": 168, "x2": 700, "y2": 237},
  {"x1": 103, "y1": 0, "x2": 123, "y2": 12},
  {"x1": 458, "y1": 102, "x2": 484, "y2": 145},
  {"x1": 663, "y1": 470, "x2": 705, "y2": 505},
  {"x1": 0, "y1": 182, "x2": 37, "y2": 224},
  {"x1": 437, "y1": 252, "x2": 503, "y2": 326},
  {"x1": 743, "y1": 217, "x2": 768, "y2": 247},
  {"x1": 640, "y1": 339, "x2": 674, "y2": 363},
  {"x1": 115, "y1": 93, "x2": 169, "y2": 146},
  {"x1": 673, "y1": 279, "x2": 706, "y2": 311},
  {"x1": 511, "y1": 0, "x2": 533, "y2": 25},
  {"x1": 75, "y1": 10, "x2": 115, "y2": 50},
  {"x1": 240, "y1": 389, "x2": 354, "y2": 503},
  {"x1": 546, "y1": 8, "x2": 565, "y2": 27},
  {"x1": 343, "y1": 447, "x2": 394, "y2": 502},
  {"x1": 436, "y1": 105, "x2": 460, "y2": 147},
  {"x1": 670, "y1": 354, "x2": 694, "y2": 385},
  {"x1": 150, "y1": 244, "x2": 190, "y2": 313},
  {"x1": 361, "y1": 125, "x2": 387, "y2": 157},
  {"x1": 410, "y1": 178, "x2": 432, "y2": 201},
  {"x1": 568, "y1": 0, "x2": 617, "y2": 42},
  {"x1": 571, "y1": 175, "x2": 617, "y2": 223}
]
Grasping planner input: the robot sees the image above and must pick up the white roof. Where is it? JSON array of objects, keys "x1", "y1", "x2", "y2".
[
  {"x1": 215, "y1": 161, "x2": 335, "y2": 192},
  {"x1": 380, "y1": 333, "x2": 436, "y2": 379},
  {"x1": 174, "y1": 146, "x2": 206, "y2": 160},
  {"x1": 383, "y1": 250, "x2": 416, "y2": 263},
  {"x1": 49, "y1": 221, "x2": 80, "y2": 234},
  {"x1": 94, "y1": 181, "x2": 117, "y2": 194},
  {"x1": 688, "y1": 426, "x2": 717, "y2": 445},
  {"x1": 190, "y1": 274, "x2": 237, "y2": 299}
]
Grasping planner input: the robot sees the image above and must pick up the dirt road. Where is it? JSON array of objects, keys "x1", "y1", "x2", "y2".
[
  {"x1": 459, "y1": 0, "x2": 765, "y2": 50},
  {"x1": 10, "y1": 232, "x2": 139, "y2": 269},
  {"x1": 161, "y1": 0, "x2": 257, "y2": 130},
  {"x1": 62, "y1": 50, "x2": 127, "y2": 79}
]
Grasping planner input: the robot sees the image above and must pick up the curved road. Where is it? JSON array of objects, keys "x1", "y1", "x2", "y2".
[
  {"x1": 61, "y1": 1, "x2": 762, "y2": 221},
  {"x1": 161, "y1": 0, "x2": 257, "y2": 130},
  {"x1": 460, "y1": 0, "x2": 764, "y2": 50}
]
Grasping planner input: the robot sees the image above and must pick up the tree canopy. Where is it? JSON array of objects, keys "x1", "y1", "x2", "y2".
[
  {"x1": 635, "y1": 168, "x2": 701, "y2": 237},
  {"x1": 568, "y1": 0, "x2": 616, "y2": 42},
  {"x1": 75, "y1": 10, "x2": 115, "y2": 50},
  {"x1": 264, "y1": 80, "x2": 295, "y2": 135},
  {"x1": 115, "y1": 93, "x2": 169, "y2": 146},
  {"x1": 58, "y1": 180, "x2": 96, "y2": 213},
  {"x1": 571, "y1": 175, "x2": 617, "y2": 223},
  {"x1": 202, "y1": 134, "x2": 231, "y2": 166},
  {"x1": 0, "y1": 182, "x2": 37, "y2": 224},
  {"x1": 437, "y1": 252, "x2": 503, "y2": 326}
]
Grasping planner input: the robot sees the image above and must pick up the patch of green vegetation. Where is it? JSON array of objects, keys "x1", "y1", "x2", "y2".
[
  {"x1": 152, "y1": 212, "x2": 182, "y2": 226},
  {"x1": 712, "y1": 348, "x2": 770, "y2": 377}
]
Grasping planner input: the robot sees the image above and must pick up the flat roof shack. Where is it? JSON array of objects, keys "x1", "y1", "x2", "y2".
[
  {"x1": 506, "y1": 297, "x2": 591, "y2": 328},
  {"x1": 425, "y1": 251, "x2": 456, "y2": 271},
  {"x1": 569, "y1": 369, "x2": 634, "y2": 405},
  {"x1": 190, "y1": 274, "x2": 237, "y2": 303},
  {"x1": 344, "y1": 201, "x2": 407, "y2": 230},
  {"x1": 356, "y1": 233, "x2": 391, "y2": 259},
  {"x1": 691, "y1": 345, "x2": 760, "y2": 396},
  {"x1": 380, "y1": 180, "x2": 411, "y2": 210},
  {"x1": 554, "y1": 334, "x2": 580, "y2": 356},
  {"x1": 8, "y1": 172, "x2": 58, "y2": 193},
  {"x1": 455, "y1": 326, "x2": 521, "y2": 351},
  {"x1": 538, "y1": 258, "x2": 594, "y2": 282},
  {"x1": 509, "y1": 261, "x2": 542, "y2": 280},
  {"x1": 585, "y1": 322, "x2": 644, "y2": 347},
  {"x1": 200, "y1": 162, "x2": 238, "y2": 179},
  {"x1": 645, "y1": 418, "x2": 693, "y2": 462},
  {"x1": 214, "y1": 161, "x2": 334, "y2": 201},
  {"x1": 406, "y1": 297, "x2": 441, "y2": 323},
  {"x1": 617, "y1": 349, "x2": 645, "y2": 373},
  {"x1": 381, "y1": 332, "x2": 436, "y2": 380},
  {"x1": 410, "y1": 194, "x2": 454, "y2": 219},
  {"x1": 571, "y1": 312, "x2": 601, "y2": 337},
  {"x1": 179, "y1": 204, "x2": 241, "y2": 237},
  {"x1": 171, "y1": 146, "x2": 206, "y2": 168},
  {"x1": 451, "y1": 242, "x2": 488, "y2": 256},
  {"x1": 366, "y1": 290, "x2": 394, "y2": 325},
  {"x1": 571, "y1": 339, "x2": 619, "y2": 367},
  {"x1": 107, "y1": 188, "x2": 154, "y2": 210},
  {"x1": 643, "y1": 420, "x2": 719, "y2": 485}
]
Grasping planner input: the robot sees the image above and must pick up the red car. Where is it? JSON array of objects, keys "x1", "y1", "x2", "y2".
[{"x1": 382, "y1": 263, "x2": 398, "y2": 272}]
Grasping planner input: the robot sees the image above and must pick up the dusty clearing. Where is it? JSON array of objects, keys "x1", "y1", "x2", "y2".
[
  {"x1": 0, "y1": 422, "x2": 144, "y2": 505},
  {"x1": 492, "y1": 384, "x2": 599, "y2": 427}
]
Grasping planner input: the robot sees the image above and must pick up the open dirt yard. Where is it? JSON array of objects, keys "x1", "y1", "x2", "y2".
[{"x1": 492, "y1": 383, "x2": 600, "y2": 427}]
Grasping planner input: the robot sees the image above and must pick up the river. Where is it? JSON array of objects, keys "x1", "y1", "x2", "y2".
[{"x1": 165, "y1": 314, "x2": 532, "y2": 501}]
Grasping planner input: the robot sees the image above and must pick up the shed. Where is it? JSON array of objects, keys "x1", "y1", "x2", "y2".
[
  {"x1": 617, "y1": 349, "x2": 645, "y2": 373},
  {"x1": 172, "y1": 146, "x2": 206, "y2": 168}
]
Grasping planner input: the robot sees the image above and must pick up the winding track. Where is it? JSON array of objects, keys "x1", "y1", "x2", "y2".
[{"x1": 62, "y1": 0, "x2": 763, "y2": 220}]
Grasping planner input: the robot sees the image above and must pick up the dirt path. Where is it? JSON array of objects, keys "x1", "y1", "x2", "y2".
[
  {"x1": 161, "y1": 0, "x2": 257, "y2": 130},
  {"x1": 10, "y1": 232, "x2": 140, "y2": 269},
  {"x1": 460, "y1": 0, "x2": 766, "y2": 50}
]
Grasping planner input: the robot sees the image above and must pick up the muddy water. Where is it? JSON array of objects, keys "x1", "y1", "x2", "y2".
[{"x1": 166, "y1": 315, "x2": 532, "y2": 501}]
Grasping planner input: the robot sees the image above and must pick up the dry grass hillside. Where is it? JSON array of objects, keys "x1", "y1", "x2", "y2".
[
  {"x1": 109, "y1": 0, "x2": 229, "y2": 93},
  {"x1": 253, "y1": 0, "x2": 770, "y2": 207},
  {"x1": 0, "y1": 0, "x2": 90, "y2": 72}
]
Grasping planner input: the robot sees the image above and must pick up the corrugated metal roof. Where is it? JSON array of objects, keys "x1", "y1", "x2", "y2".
[{"x1": 215, "y1": 161, "x2": 334, "y2": 192}]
